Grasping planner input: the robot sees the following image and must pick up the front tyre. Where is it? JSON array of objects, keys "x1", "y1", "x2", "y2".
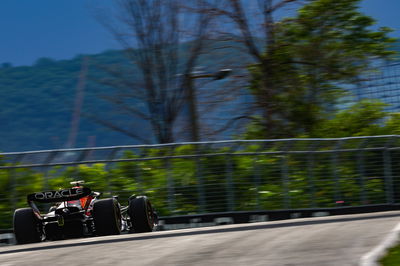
[
  {"x1": 13, "y1": 208, "x2": 42, "y2": 244},
  {"x1": 93, "y1": 198, "x2": 121, "y2": 236},
  {"x1": 128, "y1": 196, "x2": 155, "y2": 233}
]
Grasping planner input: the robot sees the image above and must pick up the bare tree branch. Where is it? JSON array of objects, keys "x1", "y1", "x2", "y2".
[
  {"x1": 85, "y1": 114, "x2": 150, "y2": 143},
  {"x1": 91, "y1": 0, "x2": 211, "y2": 143}
]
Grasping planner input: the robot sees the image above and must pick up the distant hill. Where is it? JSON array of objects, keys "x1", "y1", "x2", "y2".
[
  {"x1": 0, "y1": 41, "x2": 251, "y2": 152},
  {"x1": 0, "y1": 51, "x2": 127, "y2": 151}
]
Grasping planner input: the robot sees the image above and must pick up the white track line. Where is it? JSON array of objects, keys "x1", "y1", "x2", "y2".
[{"x1": 359, "y1": 221, "x2": 400, "y2": 266}]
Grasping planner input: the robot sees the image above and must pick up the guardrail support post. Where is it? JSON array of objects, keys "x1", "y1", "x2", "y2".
[
  {"x1": 281, "y1": 153, "x2": 290, "y2": 209},
  {"x1": 10, "y1": 154, "x2": 25, "y2": 212},
  {"x1": 225, "y1": 155, "x2": 235, "y2": 211},
  {"x1": 195, "y1": 156, "x2": 205, "y2": 213},
  {"x1": 134, "y1": 162, "x2": 144, "y2": 195},
  {"x1": 165, "y1": 158, "x2": 176, "y2": 213},
  {"x1": 9, "y1": 169, "x2": 17, "y2": 213},
  {"x1": 253, "y1": 157, "x2": 261, "y2": 210},
  {"x1": 307, "y1": 141, "x2": 319, "y2": 208},
  {"x1": 384, "y1": 137, "x2": 395, "y2": 204},
  {"x1": 356, "y1": 140, "x2": 367, "y2": 204},
  {"x1": 281, "y1": 140, "x2": 293, "y2": 209},
  {"x1": 332, "y1": 140, "x2": 343, "y2": 203}
]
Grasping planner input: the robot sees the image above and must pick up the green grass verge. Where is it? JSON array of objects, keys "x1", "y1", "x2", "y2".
[{"x1": 380, "y1": 243, "x2": 400, "y2": 265}]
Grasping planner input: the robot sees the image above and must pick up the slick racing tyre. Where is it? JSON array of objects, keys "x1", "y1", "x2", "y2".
[
  {"x1": 93, "y1": 198, "x2": 121, "y2": 236},
  {"x1": 13, "y1": 208, "x2": 42, "y2": 244},
  {"x1": 128, "y1": 196, "x2": 155, "y2": 233}
]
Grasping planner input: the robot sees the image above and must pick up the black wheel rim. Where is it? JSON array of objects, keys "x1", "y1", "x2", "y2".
[{"x1": 146, "y1": 200, "x2": 154, "y2": 228}]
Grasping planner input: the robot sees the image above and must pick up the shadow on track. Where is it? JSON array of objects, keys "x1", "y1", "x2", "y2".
[{"x1": 1, "y1": 211, "x2": 399, "y2": 255}]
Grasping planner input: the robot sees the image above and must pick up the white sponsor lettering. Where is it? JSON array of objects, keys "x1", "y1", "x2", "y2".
[
  {"x1": 35, "y1": 193, "x2": 45, "y2": 200},
  {"x1": 34, "y1": 188, "x2": 84, "y2": 200},
  {"x1": 53, "y1": 191, "x2": 62, "y2": 198},
  {"x1": 61, "y1": 190, "x2": 71, "y2": 197}
]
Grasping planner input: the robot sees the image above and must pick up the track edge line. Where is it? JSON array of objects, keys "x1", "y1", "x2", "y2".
[{"x1": 359, "y1": 221, "x2": 400, "y2": 266}]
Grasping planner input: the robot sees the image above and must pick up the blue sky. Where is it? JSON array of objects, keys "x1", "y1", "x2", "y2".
[{"x1": 0, "y1": 0, "x2": 399, "y2": 66}]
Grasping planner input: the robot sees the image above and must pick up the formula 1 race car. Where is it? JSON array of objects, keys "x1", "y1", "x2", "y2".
[{"x1": 13, "y1": 181, "x2": 157, "y2": 244}]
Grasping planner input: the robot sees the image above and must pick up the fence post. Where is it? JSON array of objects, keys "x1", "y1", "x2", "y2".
[
  {"x1": 383, "y1": 137, "x2": 395, "y2": 204},
  {"x1": 9, "y1": 169, "x2": 17, "y2": 213},
  {"x1": 307, "y1": 141, "x2": 319, "y2": 208},
  {"x1": 281, "y1": 141, "x2": 292, "y2": 209},
  {"x1": 41, "y1": 151, "x2": 59, "y2": 191},
  {"x1": 10, "y1": 154, "x2": 25, "y2": 212},
  {"x1": 104, "y1": 148, "x2": 119, "y2": 196},
  {"x1": 225, "y1": 154, "x2": 235, "y2": 211},
  {"x1": 332, "y1": 139, "x2": 343, "y2": 203},
  {"x1": 356, "y1": 139, "x2": 367, "y2": 204},
  {"x1": 134, "y1": 161, "x2": 144, "y2": 195},
  {"x1": 165, "y1": 158, "x2": 176, "y2": 213},
  {"x1": 253, "y1": 156, "x2": 261, "y2": 210},
  {"x1": 195, "y1": 155, "x2": 205, "y2": 213}
]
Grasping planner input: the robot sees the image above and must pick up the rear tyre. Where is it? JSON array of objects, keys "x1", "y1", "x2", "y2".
[
  {"x1": 13, "y1": 208, "x2": 42, "y2": 244},
  {"x1": 93, "y1": 198, "x2": 121, "y2": 236},
  {"x1": 128, "y1": 196, "x2": 155, "y2": 233}
]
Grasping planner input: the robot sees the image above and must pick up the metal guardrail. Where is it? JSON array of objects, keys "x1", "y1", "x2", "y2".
[
  {"x1": 159, "y1": 203, "x2": 400, "y2": 226},
  {"x1": 1, "y1": 136, "x2": 400, "y2": 230}
]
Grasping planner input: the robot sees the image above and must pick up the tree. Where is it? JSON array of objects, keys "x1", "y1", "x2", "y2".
[
  {"x1": 308, "y1": 100, "x2": 400, "y2": 138},
  {"x1": 269, "y1": 0, "x2": 396, "y2": 136},
  {"x1": 201, "y1": 0, "x2": 396, "y2": 138},
  {"x1": 1, "y1": 62, "x2": 12, "y2": 68},
  {"x1": 197, "y1": 0, "x2": 302, "y2": 136},
  {"x1": 310, "y1": 100, "x2": 388, "y2": 138},
  {"x1": 92, "y1": 0, "x2": 211, "y2": 143}
]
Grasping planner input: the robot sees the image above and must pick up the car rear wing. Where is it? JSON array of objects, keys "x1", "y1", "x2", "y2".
[
  {"x1": 26, "y1": 187, "x2": 92, "y2": 219},
  {"x1": 27, "y1": 187, "x2": 92, "y2": 203}
]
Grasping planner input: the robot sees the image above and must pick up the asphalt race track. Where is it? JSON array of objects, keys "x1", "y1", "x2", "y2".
[{"x1": 1, "y1": 211, "x2": 400, "y2": 266}]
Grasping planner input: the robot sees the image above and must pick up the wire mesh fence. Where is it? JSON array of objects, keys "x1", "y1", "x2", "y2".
[
  {"x1": 1, "y1": 136, "x2": 400, "y2": 228},
  {"x1": 355, "y1": 62, "x2": 400, "y2": 111}
]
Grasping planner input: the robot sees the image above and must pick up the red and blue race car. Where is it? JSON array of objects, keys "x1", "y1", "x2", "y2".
[{"x1": 13, "y1": 180, "x2": 157, "y2": 244}]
